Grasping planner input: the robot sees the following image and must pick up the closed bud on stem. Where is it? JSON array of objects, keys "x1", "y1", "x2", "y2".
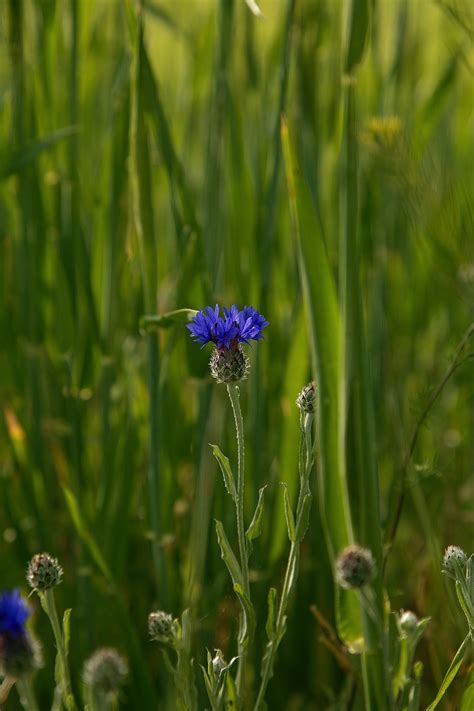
[
  {"x1": 399, "y1": 610, "x2": 418, "y2": 636},
  {"x1": 148, "y1": 610, "x2": 174, "y2": 644},
  {"x1": 210, "y1": 346, "x2": 249, "y2": 383},
  {"x1": 335, "y1": 545, "x2": 376, "y2": 589},
  {"x1": 442, "y1": 545, "x2": 467, "y2": 578},
  {"x1": 296, "y1": 381, "x2": 317, "y2": 414},
  {"x1": 27, "y1": 553, "x2": 63, "y2": 591},
  {"x1": 83, "y1": 648, "x2": 128, "y2": 698}
]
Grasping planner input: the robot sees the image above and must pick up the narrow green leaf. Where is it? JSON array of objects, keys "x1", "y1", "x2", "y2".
[
  {"x1": 200, "y1": 665, "x2": 215, "y2": 710},
  {"x1": 215, "y1": 520, "x2": 244, "y2": 589},
  {"x1": 282, "y1": 484, "x2": 296, "y2": 543},
  {"x1": 456, "y1": 580, "x2": 474, "y2": 628},
  {"x1": 226, "y1": 673, "x2": 239, "y2": 710},
  {"x1": 345, "y1": 0, "x2": 370, "y2": 74},
  {"x1": 140, "y1": 309, "x2": 198, "y2": 332},
  {"x1": 62, "y1": 609, "x2": 72, "y2": 657},
  {"x1": 62, "y1": 486, "x2": 113, "y2": 583},
  {"x1": 295, "y1": 493, "x2": 312, "y2": 542},
  {"x1": 265, "y1": 587, "x2": 277, "y2": 641},
  {"x1": 460, "y1": 669, "x2": 474, "y2": 711},
  {"x1": 0, "y1": 126, "x2": 78, "y2": 181},
  {"x1": 281, "y1": 118, "x2": 363, "y2": 650},
  {"x1": 393, "y1": 637, "x2": 409, "y2": 697},
  {"x1": 233, "y1": 582, "x2": 256, "y2": 646},
  {"x1": 246, "y1": 486, "x2": 267, "y2": 541},
  {"x1": 426, "y1": 633, "x2": 470, "y2": 710},
  {"x1": 211, "y1": 446, "x2": 238, "y2": 501}
]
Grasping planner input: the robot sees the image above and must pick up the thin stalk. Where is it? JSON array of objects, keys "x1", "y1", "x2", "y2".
[
  {"x1": 254, "y1": 412, "x2": 313, "y2": 710},
  {"x1": 0, "y1": 677, "x2": 16, "y2": 706},
  {"x1": 384, "y1": 323, "x2": 474, "y2": 571},
  {"x1": 84, "y1": 686, "x2": 117, "y2": 711},
  {"x1": 226, "y1": 383, "x2": 249, "y2": 695},
  {"x1": 17, "y1": 678, "x2": 39, "y2": 711},
  {"x1": 42, "y1": 589, "x2": 77, "y2": 711}
]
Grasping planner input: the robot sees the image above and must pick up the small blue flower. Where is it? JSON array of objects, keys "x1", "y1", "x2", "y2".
[
  {"x1": 0, "y1": 589, "x2": 31, "y2": 639},
  {"x1": 187, "y1": 305, "x2": 268, "y2": 349}
]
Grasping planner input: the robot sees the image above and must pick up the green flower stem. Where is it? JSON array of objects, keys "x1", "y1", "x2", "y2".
[
  {"x1": 226, "y1": 383, "x2": 250, "y2": 696},
  {"x1": 41, "y1": 589, "x2": 77, "y2": 711},
  {"x1": 254, "y1": 412, "x2": 313, "y2": 710},
  {"x1": 17, "y1": 678, "x2": 39, "y2": 711}
]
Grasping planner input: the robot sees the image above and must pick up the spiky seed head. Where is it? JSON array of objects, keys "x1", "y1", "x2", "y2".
[
  {"x1": 83, "y1": 648, "x2": 128, "y2": 697},
  {"x1": 399, "y1": 610, "x2": 418, "y2": 635},
  {"x1": 210, "y1": 346, "x2": 249, "y2": 383},
  {"x1": 296, "y1": 381, "x2": 317, "y2": 414},
  {"x1": 148, "y1": 610, "x2": 174, "y2": 643},
  {"x1": 27, "y1": 553, "x2": 63, "y2": 591},
  {"x1": 0, "y1": 633, "x2": 43, "y2": 679},
  {"x1": 442, "y1": 545, "x2": 467, "y2": 577},
  {"x1": 335, "y1": 545, "x2": 376, "y2": 589}
]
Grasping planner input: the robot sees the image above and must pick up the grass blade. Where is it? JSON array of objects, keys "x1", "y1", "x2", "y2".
[{"x1": 281, "y1": 118, "x2": 364, "y2": 651}]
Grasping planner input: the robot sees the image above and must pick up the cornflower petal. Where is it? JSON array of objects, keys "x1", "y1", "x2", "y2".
[
  {"x1": 186, "y1": 305, "x2": 268, "y2": 349},
  {"x1": 0, "y1": 589, "x2": 31, "y2": 639}
]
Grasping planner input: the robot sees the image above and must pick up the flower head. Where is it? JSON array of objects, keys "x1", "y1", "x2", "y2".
[
  {"x1": 27, "y1": 552, "x2": 63, "y2": 591},
  {"x1": 442, "y1": 545, "x2": 467, "y2": 579},
  {"x1": 398, "y1": 610, "x2": 418, "y2": 636},
  {"x1": 148, "y1": 610, "x2": 174, "y2": 644},
  {"x1": 0, "y1": 590, "x2": 30, "y2": 639},
  {"x1": 296, "y1": 381, "x2": 317, "y2": 414},
  {"x1": 83, "y1": 648, "x2": 128, "y2": 698},
  {"x1": 335, "y1": 545, "x2": 376, "y2": 589},
  {"x1": 187, "y1": 304, "x2": 268, "y2": 350}
]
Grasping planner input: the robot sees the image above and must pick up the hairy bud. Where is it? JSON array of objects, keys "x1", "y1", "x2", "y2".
[
  {"x1": 27, "y1": 553, "x2": 63, "y2": 591},
  {"x1": 335, "y1": 545, "x2": 376, "y2": 589},
  {"x1": 296, "y1": 381, "x2": 317, "y2": 414}
]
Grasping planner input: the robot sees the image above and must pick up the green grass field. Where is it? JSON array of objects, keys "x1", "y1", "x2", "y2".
[{"x1": 0, "y1": 0, "x2": 473, "y2": 709}]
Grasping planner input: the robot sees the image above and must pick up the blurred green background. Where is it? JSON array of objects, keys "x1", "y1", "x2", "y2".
[{"x1": 0, "y1": 0, "x2": 473, "y2": 708}]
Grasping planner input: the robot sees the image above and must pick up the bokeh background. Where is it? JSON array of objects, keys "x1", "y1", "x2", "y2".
[{"x1": 0, "y1": 0, "x2": 473, "y2": 708}]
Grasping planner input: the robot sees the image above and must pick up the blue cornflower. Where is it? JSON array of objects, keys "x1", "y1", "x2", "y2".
[
  {"x1": 0, "y1": 589, "x2": 30, "y2": 639},
  {"x1": 187, "y1": 304, "x2": 268, "y2": 350}
]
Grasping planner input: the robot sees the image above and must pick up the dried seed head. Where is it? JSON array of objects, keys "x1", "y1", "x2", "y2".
[
  {"x1": 148, "y1": 610, "x2": 174, "y2": 643},
  {"x1": 399, "y1": 610, "x2": 418, "y2": 635},
  {"x1": 335, "y1": 545, "x2": 376, "y2": 589},
  {"x1": 210, "y1": 346, "x2": 249, "y2": 383},
  {"x1": 0, "y1": 632, "x2": 43, "y2": 679},
  {"x1": 27, "y1": 553, "x2": 63, "y2": 591},
  {"x1": 83, "y1": 648, "x2": 128, "y2": 697},
  {"x1": 442, "y1": 546, "x2": 467, "y2": 577},
  {"x1": 296, "y1": 381, "x2": 317, "y2": 414}
]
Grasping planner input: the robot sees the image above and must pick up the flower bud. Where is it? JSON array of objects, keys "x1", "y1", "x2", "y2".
[
  {"x1": 211, "y1": 649, "x2": 226, "y2": 676},
  {"x1": 442, "y1": 545, "x2": 467, "y2": 577},
  {"x1": 335, "y1": 545, "x2": 376, "y2": 589},
  {"x1": 0, "y1": 632, "x2": 43, "y2": 679},
  {"x1": 83, "y1": 648, "x2": 128, "y2": 698},
  {"x1": 27, "y1": 553, "x2": 63, "y2": 591},
  {"x1": 148, "y1": 610, "x2": 174, "y2": 643},
  {"x1": 399, "y1": 610, "x2": 418, "y2": 635},
  {"x1": 210, "y1": 346, "x2": 249, "y2": 383},
  {"x1": 296, "y1": 381, "x2": 317, "y2": 414}
]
